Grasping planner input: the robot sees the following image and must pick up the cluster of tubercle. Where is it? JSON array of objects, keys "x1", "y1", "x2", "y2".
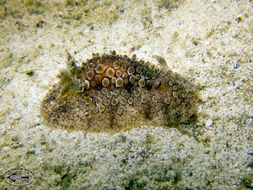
[{"x1": 40, "y1": 51, "x2": 199, "y2": 133}]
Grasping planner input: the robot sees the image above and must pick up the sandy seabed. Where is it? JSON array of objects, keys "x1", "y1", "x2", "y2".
[{"x1": 0, "y1": 0, "x2": 252, "y2": 189}]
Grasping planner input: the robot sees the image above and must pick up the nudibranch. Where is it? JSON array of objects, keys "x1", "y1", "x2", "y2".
[{"x1": 40, "y1": 51, "x2": 199, "y2": 133}]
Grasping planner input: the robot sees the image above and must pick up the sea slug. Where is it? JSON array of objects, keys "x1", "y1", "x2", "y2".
[{"x1": 40, "y1": 51, "x2": 199, "y2": 133}]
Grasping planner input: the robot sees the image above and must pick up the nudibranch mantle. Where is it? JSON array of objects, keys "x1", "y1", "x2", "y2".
[{"x1": 40, "y1": 51, "x2": 199, "y2": 133}]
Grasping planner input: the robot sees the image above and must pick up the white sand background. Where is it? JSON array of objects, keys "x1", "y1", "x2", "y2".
[{"x1": 0, "y1": 0, "x2": 252, "y2": 189}]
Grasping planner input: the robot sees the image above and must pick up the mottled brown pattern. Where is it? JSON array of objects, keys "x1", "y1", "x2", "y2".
[{"x1": 40, "y1": 51, "x2": 199, "y2": 133}]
